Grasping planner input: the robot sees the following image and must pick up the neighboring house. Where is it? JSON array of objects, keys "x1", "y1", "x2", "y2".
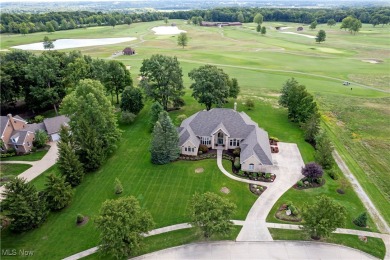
[
  {"x1": 0, "y1": 114, "x2": 70, "y2": 154},
  {"x1": 122, "y1": 47, "x2": 135, "y2": 55},
  {"x1": 43, "y1": 115, "x2": 70, "y2": 141},
  {"x1": 178, "y1": 108, "x2": 273, "y2": 172}
]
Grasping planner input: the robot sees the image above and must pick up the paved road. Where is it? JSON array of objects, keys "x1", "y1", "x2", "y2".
[
  {"x1": 333, "y1": 150, "x2": 390, "y2": 235},
  {"x1": 0, "y1": 142, "x2": 58, "y2": 200},
  {"x1": 133, "y1": 241, "x2": 376, "y2": 260},
  {"x1": 236, "y1": 142, "x2": 305, "y2": 241}
]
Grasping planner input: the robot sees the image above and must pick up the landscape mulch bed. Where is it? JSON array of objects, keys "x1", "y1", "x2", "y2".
[
  {"x1": 293, "y1": 179, "x2": 325, "y2": 190},
  {"x1": 275, "y1": 205, "x2": 302, "y2": 222},
  {"x1": 249, "y1": 184, "x2": 267, "y2": 196}
]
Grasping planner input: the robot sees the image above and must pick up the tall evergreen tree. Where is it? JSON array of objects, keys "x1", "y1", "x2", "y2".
[
  {"x1": 315, "y1": 131, "x2": 334, "y2": 169},
  {"x1": 149, "y1": 101, "x2": 164, "y2": 130},
  {"x1": 44, "y1": 174, "x2": 73, "y2": 211},
  {"x1": 228, "y1": 78, "x2": 240, "y2": 99},
  {"x1": 57, "y1": 126, "x2": 84, "y2": 186},
  {"x1": 150, "y1": 111, "x2": 179, "y2": 164},
  {"x1": 1, "y1": 178, "x2": 48, "y2": 232},
  {"x1": 301, "y1": 113, "x2": 320, "y2": 144},
  {"x1": 61, "y1": 79, "x2": 121, "y2": 171}
]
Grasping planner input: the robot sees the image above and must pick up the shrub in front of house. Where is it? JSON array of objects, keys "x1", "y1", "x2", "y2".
[
  {"x1": 233, "y1": 148, "x2": 241, "y2": 156},
  {"x1": 301, "y1": 162, "x2": 323, "y2": 183},
  {"x1": 199, "y1": 144, "x2": 209, "y2": 153},
  {"x1": 234, "y1": 157, "x2": 241, "y2": 169}
]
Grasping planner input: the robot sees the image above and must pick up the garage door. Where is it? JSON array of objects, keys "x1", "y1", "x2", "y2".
[{"x1": 51, "y1": 133, "x2": 60, "y2": 142}]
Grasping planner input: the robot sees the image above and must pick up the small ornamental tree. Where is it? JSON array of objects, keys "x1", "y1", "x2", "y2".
[
  {"x1": 150, "y1": 111, "x2": 180, "y2": 164},
  {"x1": 228, "y1": 78, "x2": 240, "y2": 99},
  {"x1": 44, "y1": 174, "x2": 73, "y2": 211},
  {"x1": 315, "y1": 131, "x2": 334, "y2": 169},
  {"x1": 189, "y1": 192, "x2": 236, "y2": 238},
  {"x1": 256, "y1": 24, "x2": 261, "y2": 33},
  {"x1": 34, "y1": 129, "x2": 49, "y2": 148},
  {"x1": 120, "y1": 87, "x2": 144, "y2": 115},
  {"x1": 301, "y1": 162, "x2": 323, "y2": 182},
  {"x1": 95, "y1": 196, "x2": 154, "y2": 259},
  {"x1": 309, "y1": 20, "x2": 317, "y2": 30},
  {"x1": 115, "y1": 178, "x2": 123, "y2": 194},
  {"x1": 353, "y1": 212, "x2": 368, "y2": 227},
  {"x1": 253, "y1": 13, "x2": 263, "y2": 25},
  {"x1": 301, "y1": 196, "x2": 346, "y2": 239},
  {"x1": 261, "y1": 26, "x2": 267, "y2": 35}
]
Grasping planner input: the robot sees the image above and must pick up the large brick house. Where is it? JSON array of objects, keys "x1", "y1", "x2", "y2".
[
  {"x1": 178, "y1": 108, "x2": 273, "y2": 172},
  {"x1": 0, "y1": 114, "x2": 69, "y2": 154}
]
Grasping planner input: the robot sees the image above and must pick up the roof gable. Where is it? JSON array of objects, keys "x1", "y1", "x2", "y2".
[{"x1": 43, "y1": 115, "x2": 70, "y2": 135}]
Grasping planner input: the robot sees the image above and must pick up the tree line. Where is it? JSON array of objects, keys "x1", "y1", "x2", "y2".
[
  {"x1": 0, "y1": 50, "x2": 132, "y2": 112},
  {"x1": 1, "y1": 6, "x2": 389, "y2": 34}
]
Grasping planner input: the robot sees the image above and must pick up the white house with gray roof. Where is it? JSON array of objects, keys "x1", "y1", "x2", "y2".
[{"x1": 178, "y1": 108, "x2": 273, "y2": 172}]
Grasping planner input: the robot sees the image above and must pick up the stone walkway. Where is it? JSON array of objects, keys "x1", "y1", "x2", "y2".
[
  {"x1": 216, "y1": 149, "x2": 271, "y2": 187},
  {"x1": 0, "y1": 142, "x2": 58, "y2": 201},
  {"x1": 333, "y1": 150, "x2": 390, "y2": 234},
  {"x1": 236, "y1": 142, "x2": 305, "y2": 241}
]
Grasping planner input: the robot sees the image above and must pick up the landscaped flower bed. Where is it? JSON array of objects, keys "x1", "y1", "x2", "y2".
[
  {"x1": 249, "y1": 183, "x2": 267, "y2": 196},
  {"x1": 275, "y1": 203, "x2": 302, "y2": 222},
  {"x1": 293, "y1": 177, "x2": 325, "y2": 190}
]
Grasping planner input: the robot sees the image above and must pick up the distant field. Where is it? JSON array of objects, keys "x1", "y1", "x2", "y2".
[{"x1": 1, "y1": 19, "x2": 389, "y2": 258}]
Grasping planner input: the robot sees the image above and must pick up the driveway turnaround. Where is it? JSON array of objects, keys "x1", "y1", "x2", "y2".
[
  {"x1": 133, "y1": 241, "x2": 376, "y2": 260},
  {"x1": 236, "y1": 142, "x2": 305, "y2": 241}
]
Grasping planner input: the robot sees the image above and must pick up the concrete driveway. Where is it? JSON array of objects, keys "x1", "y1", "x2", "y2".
[
  {"x1": 133, "y1": 241, "x2": 376, "y2": 260},
  {"x1": 237, "y1": 142, "x2": 305, "y2": 241}
]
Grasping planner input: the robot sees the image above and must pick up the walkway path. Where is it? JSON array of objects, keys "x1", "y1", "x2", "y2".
[
  {"x1": 0, "y1": 142, "x2": 58, "y2": 200},
  {"x1": 132, "y1": 241, "x2": 376, "y2": 260},
  {"x1": 216, "y1": 149, "x2": 271, "y2": 187},
  {"x1": 236, "y1": 142, "x2": 305, "y2": 241},
  {"x1": 333, "y1": 150, "x2": 390, "y2": 234},
  {"x1": 267, "y1": 222, "x2": 390, "y2": 260}
]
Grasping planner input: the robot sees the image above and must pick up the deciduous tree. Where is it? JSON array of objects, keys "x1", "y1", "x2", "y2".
[
  {"x1": 44, "y1": 174, "x2": 73, "y2": 211},
  {"x1": 301, "y1": 196, "x2": 346, "y2": 239},
  {"x1": 61, "y1": 79, "x2": 121, "y2": 171},
  {"x1": 34, "y1": 129, "x2": 48, "y2": 148},
  {"x1": 120, "y1": 87, "x2": 144, "y2": 115},
  {"x1": 188, "y1": 65, "x2": 230, "y2": 110},
  {"x1": 261, "y1": 26, "x2": 267, "y2": 35},
  {"x1": 315, "y1": 30, "x2": 326, "y2": 43},
  {"x1": 309, "y1": 20, "x2": 318, "y2": 30},
  {"x1": 189, "y1": 192, "x2": 236, "y2": 238},
  {"x1": 327, "y1": 19, "x2": 336, "y2": 27},
  {"x1": 228, "y1": 78, "x2": 240, "y2": 99},
  {"x1": 95, "y1": 196, "x2": 154, "y2": 259},
  {"x1": 301, "y1": 113, "x2": 320, "y2": 144},
  {"x1": 177, "y1": 32, "x2": 188, "y2": 48},
  {"x1": 150, "y1": 111, "x2": 180, "y2": 164},
  {"x1": 253, "y1": 13, "x2": 263, "y2": 25},
  {"x1": 140, "y1": 54, "x2": 184, "y2": 111}
]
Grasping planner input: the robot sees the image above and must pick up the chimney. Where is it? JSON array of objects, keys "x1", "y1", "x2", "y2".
[
  {"x1": 7, "y1": 114, "x2": 16, "y2": 129},
  {"x1": 234, "y1": 102, "x2": 237, "y2": 111}
]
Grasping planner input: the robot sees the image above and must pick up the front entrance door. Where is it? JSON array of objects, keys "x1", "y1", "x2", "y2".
[{"x1": 217, "y1": 132, "x2": 224, "y2": 145}]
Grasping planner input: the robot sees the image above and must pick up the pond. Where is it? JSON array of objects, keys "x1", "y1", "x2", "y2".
[
  {"x1": 152, "y1": 26, "x2": 186, "y2": 35},
  {"x1": 11, "y1": 37, "x2": 137, "y2": 51}
]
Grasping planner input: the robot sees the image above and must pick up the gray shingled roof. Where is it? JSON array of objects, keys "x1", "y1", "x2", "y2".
[
  {"x1": 0, "y1": 116, "x2": 9, "y2": 136},
  {"x1": 179, "y1": 108, "x2": 272, "y2": 165},
  {"x1": 9, "y1": 131, "x2": 29, "y2": 145},
  {"x1": 43, "y1": 115, "x2": 70, "y2": 135},
  {"x1": 24, "y1": 123, "x2": 45, "y2": 133}
]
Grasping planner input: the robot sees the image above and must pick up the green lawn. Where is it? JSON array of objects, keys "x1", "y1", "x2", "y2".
[
  {"x1": 0, "y1": 163, "x2": 32, "y2": 186},
  {"x1": 1, "y1": 149, "x2": 48, "y2": 162},
  {"x1": 269, "y1": 228, "x2": 386, "y2": 259}
]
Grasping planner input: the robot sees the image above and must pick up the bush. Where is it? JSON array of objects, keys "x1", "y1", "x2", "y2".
[
  {"x1": 353, "y1": 212, "x2": 368, "y2": 227},
  {"x1": 114, "y1": 178, "x2": 123, "y2": 194},
  {"x1": 270, "y1": 136, "x2": 279, "y2": 142},
  {"x1": 245, "y1": 98, "x2": 255, "y2": 110},
  {"x1": 289, "y1": 205, "x2": 298, "y2": 216},
  {"x1": 33, "y1": 115, "x2": 44, "y2": 123},
  {"x1": 233, "y1": 148, "x2": 241, "y2": 156},
  {"x1": 198, "y1": 150, "x2": 203, "y2": 155},
  {"x1": 234, "y1": 157, "x2": 241, "y2": 169},
  {"x1": 265, "y1": 173, "x2": 271, "y2": 179},
  {"x1": 297, "y1": 180, "x2": 303, "y2": 187},
  {"x1": 31, "y1": 147, "x2": 37, "y2": 152},
  {"x1": 76, "y1": 214, "x2": 84, "y2": 224},
  {"x1": 199, "y1": 144, "x2": 209, "y2": 153},
  {"x1": 176, "y1": 114, "x2": 187, "y2": 125},
  {"x1": 301, "y1": 162, "x2": 323, "y2": 181},
  {"x1": 327, "y1": 167, "x2": 339, "y2": 180},
  {"x1": 121, "y1": 111, "x2": 136, "y2": 124},
  {"x1": 315, "y1": 177, "x2": 323, "y2": 184},
  {"x1": 34, "y1": 129, "x2": 49, "y2": 148}
]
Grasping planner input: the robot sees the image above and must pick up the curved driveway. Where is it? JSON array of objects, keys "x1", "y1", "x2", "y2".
[{"x1": 133, "y1": 241, "x2": 376, "y2": 260}]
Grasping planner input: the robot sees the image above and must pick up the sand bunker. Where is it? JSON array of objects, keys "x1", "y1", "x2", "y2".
[
  {"x1": 152, "y1": 26, "x2": 186, "y2": 35},
  {"x1": 362, "y1": 59, "x2": 383, "y2": 64},
  {"x1": 11, "y1": 37, "x2": 137, "y2": 51},
  {"x1": 280, "y1": 31, "x2": 316, "y2": 39},
  {"x1": 220, "y1": 187, "x2": 230, "y2": 194}
]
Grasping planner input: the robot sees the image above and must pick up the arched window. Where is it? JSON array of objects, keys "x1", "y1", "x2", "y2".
[
  {"x1": 249, "y1": 163, "x2": 254, "y2": 170},
  {"x1": 218, "y1": 132, "x2": 224, "y2": 144}
]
